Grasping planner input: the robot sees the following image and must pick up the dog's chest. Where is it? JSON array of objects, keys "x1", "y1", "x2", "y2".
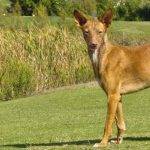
[
  {"x1": 92, "y1": 49, "x2": 98, "y2": 65},
  {"x1": 91, "y1": 50, "x2": 102, "y2": 85},
  {"x1": 91, "y1": 50, "x2": 108, "y2": 88}
]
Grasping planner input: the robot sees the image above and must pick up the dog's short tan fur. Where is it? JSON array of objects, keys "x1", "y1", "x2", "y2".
[{"x1": 74, "y1": 9, "x2": 150, "y2": 147}]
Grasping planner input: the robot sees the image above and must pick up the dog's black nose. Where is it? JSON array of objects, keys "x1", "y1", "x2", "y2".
[{"x1": 90, "y1": 43, "x2": 97, "y2": 50}]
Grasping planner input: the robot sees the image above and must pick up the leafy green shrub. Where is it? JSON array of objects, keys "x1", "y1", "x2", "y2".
[
  {"x1": 137, "y1": 2, "x2": 150, "y2": 21},
  {"x1": 115, "y1": 0, "x2": 149, "y2": 21}
]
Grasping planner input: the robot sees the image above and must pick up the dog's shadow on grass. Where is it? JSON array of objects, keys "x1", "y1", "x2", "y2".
[{"x1": 1, "y1": 136, "x2": 150, "y2": 148}]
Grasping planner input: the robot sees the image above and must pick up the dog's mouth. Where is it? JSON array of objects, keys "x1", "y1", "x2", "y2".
[
  {"x1": 89, "y1": 46, "x2": 99, "y2": 53},
  {"x1": 89, "y1": 44, "x2": 98, "y2": 53},
  {"x1": 90, "y1": 48, "x2": 97, "y2": 54},
  {"x1": 89, "y1": 44, "x2": 98, "y2": 51}
]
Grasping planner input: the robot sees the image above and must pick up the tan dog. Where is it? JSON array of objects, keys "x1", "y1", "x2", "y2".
[{"x1": 74, "y1": 9, "x2": 150, "y2": 147}]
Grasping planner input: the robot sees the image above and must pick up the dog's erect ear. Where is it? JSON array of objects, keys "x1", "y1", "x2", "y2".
[
  {"x1": 74, "y1": 10, "x2": 87, "y2": 26},
  {"x1": 99, "y1": 9, "x2": 113, "y2": 28}
]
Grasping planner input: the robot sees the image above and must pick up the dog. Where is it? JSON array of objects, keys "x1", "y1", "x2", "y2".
[{"x1": 74, "y1": 9, "x2": 150, "y2": 147}]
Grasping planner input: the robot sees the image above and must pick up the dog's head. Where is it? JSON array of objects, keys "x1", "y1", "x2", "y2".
[{"x1": 74, "y1": 9, "x2": 113, "y2": 53}]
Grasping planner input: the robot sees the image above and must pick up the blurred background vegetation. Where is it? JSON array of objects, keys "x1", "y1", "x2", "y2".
[
  {"x1": 0, "y1": 0, "x2": 149, "y2": 20},
  {"x1": 0, "y1": 0, "x2": 150, "y2": 100}
]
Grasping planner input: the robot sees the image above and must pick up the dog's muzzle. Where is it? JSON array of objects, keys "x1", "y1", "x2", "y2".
[{"x1": 89, "y1": 44, "x2": 98, "y2": 52}]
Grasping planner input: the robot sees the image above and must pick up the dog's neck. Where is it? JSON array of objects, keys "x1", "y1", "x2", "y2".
[
  {"x1": 90, "y1": 34, "x2": 110, "y2": 65},
  {"x1": 90, "y1": 34, "x2": 111, "y2": 78}
]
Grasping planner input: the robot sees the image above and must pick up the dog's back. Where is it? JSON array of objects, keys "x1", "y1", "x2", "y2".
[{"x1": 114, "y1": 44, "x2": 150, "y2": 94}]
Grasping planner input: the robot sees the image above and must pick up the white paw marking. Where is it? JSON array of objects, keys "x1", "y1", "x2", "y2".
[
  {"x1": 110, "y1": 138, "x2": 123, "y2": 144},
  {"x1": 93, "y1": 143, "x2": 100, "y2": 148}
]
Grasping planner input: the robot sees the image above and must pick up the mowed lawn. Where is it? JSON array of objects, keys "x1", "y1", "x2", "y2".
[
  {"x1": 0, "y1": 84, "x2": 149, "y2": 150},
  {"x1": 0, "y1": 16, "x2": 150, "y2": 36},
  {"x1": 111, "y1": 21, "x2": 150, "y2": 35}
]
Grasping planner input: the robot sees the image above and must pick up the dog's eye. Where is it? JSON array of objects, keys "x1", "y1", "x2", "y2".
[
  {"x1": 84, "y1": 31, "x2": 89, "y2": 35},
  {"x1": 98, "y1": 31, "x2": 103, "y2": 34}
]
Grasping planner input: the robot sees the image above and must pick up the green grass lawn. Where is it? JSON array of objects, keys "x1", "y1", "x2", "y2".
[
  {"x1": 110, "y1": 21, "x2": 150, "y2": 35},
  {"x1": 0, "y1": 84, "x2": 150, "y2": 150},
  {"x1": 0, "y1": 16, "x2": 150, "y2": 36}
]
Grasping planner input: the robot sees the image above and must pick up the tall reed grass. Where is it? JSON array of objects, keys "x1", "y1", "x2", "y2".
[
  {"x1": 0, "y1": 18, "x2": 149, "y2": 100},
  {"x1": 0, "y1": 25, "x2": 94, "y2": 100}
]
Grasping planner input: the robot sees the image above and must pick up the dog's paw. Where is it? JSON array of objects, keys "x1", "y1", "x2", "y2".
[
  {"x1": 93, "y1": 142, "x2": 108, "y2": 148},
  {"x1": 110, "y1": 137, "x2": 123, "y2": 144}
]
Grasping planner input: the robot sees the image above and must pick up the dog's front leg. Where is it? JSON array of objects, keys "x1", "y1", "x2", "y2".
[
  {"x1": 102, "y1": 93, "x2": 120, "y2": 145},
  {"x1": 94, "y1": 92, "x2": 120, "y2": 147}
]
